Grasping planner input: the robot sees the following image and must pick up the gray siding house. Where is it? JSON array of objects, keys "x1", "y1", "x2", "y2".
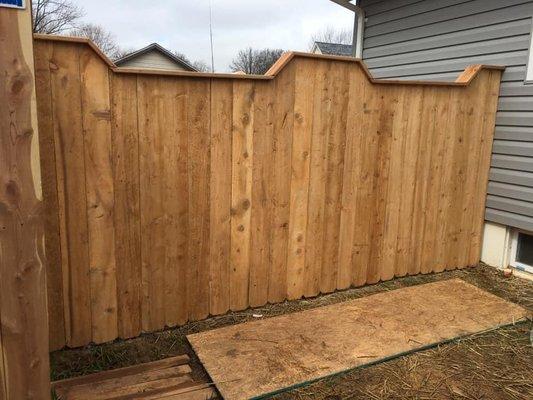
[
  {"x1": 348, "y1": 0, "x2": 533, "y2": 273},
  {"x1": 115, "y1": 43, "x2": 197, "y2": 72}
]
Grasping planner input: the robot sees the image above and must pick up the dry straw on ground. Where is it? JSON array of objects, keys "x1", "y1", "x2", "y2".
[{"x1": 51, "y1": 264, "x2": 532, "y2": 399}]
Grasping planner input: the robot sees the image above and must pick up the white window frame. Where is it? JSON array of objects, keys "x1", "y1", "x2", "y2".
[
  {"x1": 526, "y1": 17, "x2": 533, "y2": 83},
  {"x1": 509, "y1": 229, "x2": 533, "y2": 274}
]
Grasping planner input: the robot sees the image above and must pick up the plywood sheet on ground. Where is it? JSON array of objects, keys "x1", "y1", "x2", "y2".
[{"x1": 188, "y1": 279, "x2": 530, "y2": 400}]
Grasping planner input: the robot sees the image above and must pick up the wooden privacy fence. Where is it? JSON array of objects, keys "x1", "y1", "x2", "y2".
[{"x1": 33, "y1": 35, "x2": 503, "y2": 350}]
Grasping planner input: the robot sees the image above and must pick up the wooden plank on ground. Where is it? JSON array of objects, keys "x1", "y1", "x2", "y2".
[
  {"x1": 188, "y1": 280, "x2": 529, "y2": 400},
  {"x1": 52, "y1": 355, "x2": 190, "y2": 390},
  {"x1": 50, "y1": 355, "x2": 217, "y2": 400},
  {"x1": 80, "y1": 44, "x2": 119, "y2": 344},
  {"x1": 111, "y1": 74, "x2": 142, "y2": 339}
]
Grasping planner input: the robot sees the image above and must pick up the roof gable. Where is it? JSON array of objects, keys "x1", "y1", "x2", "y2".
[
  {"x1": 115, "y1": 43, "x2": 197, "y2": 71},
  {"x1": 314, "y1": 41, "x2": 353, "y2": 57}
]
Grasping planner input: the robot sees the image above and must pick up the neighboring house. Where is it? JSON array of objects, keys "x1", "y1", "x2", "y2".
[
  {"x1": 312, "y1": 41, "x2": 353, "y2": 56},
  {"x1": 341, "y1": 0, "x2": 533, "y2": 274},
  {"x1": 115, "y1": 43, "x2": 197, "y2": 72}
]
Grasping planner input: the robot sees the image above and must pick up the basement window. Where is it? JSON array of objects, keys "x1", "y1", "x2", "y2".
[{"x1": 510, "y1": 230, "x2": 533, "y2": 274}]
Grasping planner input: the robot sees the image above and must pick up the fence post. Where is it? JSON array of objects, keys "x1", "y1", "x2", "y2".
[{"x1": 0, "y1": 1, "x2": 51, "y2": 399}]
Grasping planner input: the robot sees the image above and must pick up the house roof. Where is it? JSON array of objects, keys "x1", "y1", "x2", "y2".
[
  {"x1": 313, "y1": 41, "x2": 353, "y2": 57},
  {"x1": 114, "y1": 43, "x2": 198, "y2": 71}
]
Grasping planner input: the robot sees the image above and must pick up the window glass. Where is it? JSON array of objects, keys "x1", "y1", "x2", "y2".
[{"x1": 516, "y1": 232, "x2": 533, "y2": 266}]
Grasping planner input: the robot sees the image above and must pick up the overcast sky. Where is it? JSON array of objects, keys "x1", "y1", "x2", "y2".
[{"x1": 70, "y1": 0, "x2": 355, "y2": 71}]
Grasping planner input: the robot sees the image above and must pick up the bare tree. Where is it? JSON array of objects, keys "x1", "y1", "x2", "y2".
[
  {"x1": 70, "y1": 23, "x2": 121, "y2": 58},
  {"x1": 191, "y1": 60, "x2": 210, "y2": 73},
  {"x1": 230, "y1": 48, "x2": 284, "y2": 75},
  {"x1": 309, "y1": 26, "x2": 352, "y2": 50},
  {"x1": 173, "y1": 51, "x2": 210, "y2": 72},
  {"x1": 112, "y1": 47, "x2": 137, "y2": 61},
  {"x1": 32, "y1": 0, "x2": 84, "y2": 34}
]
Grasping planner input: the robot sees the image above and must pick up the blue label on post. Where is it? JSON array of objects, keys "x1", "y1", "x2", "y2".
[{"x1": 0, "y1": 0, "x2": 25, "y2": 9}]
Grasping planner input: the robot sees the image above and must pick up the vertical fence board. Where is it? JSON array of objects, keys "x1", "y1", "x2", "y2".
[
  {"x1": 230, "y1": 81, "x2": 254, "y2": 311},
  {"x1": 187, "y1": 79, "x2": 211, "y2": 320},
  {"x1": 80, "y1": 46, "x2": 119, "y2": 344},
  {"x1": 137, "y1": 77, "x2": 163, "y2": 331},
  {"x1": 33, "y1": 39, "x2": 503, "y2": 348},
  {"x1": 394, "y1": 89, "x2": 423, "y2": 278},
  {"x1": 209, "y1": 80, "x2": 232, "y2": 315},
  {"x1": 380, "y1": 87, "x2": 408, "y2": 282},
  {"x1": 458, "y1": 79, "x2": 490, "y2": 268},
  {"x1": 50, "y1": 42, "x2": 92, "y2": 347},
  {"x1": 409, "y1": 88, "x2": 438, "y2": 276},
  {"x1": 419, "y1": 89, "x2": 450, "y2": 275},
  {"x1": 303, "y1": 61, "x2": 330, "y2": 297},
  {"x1": 0, "y1": 321, "x2": 4, "y2": 400},
  {"x1": 268, "y1": 64, "x2": 295, "y2": 303},
  {"x1": 352, "y1": 84, "x2": 381, "y2": 286},
  {"x1": 320, "y1": 63, "x2": 350, "y2": 293},
  {"x1": 112, "y1": 74, "x2": 142, "y2": 339},
  {"x1": 249, "y1": 82, "x2": 275, "y2": 307},
  {"x1": 287, "y1": 60, "x2": 315, "y2": 300},
  {"x1": 0, "y1": 8, "x2": 50, "y2": 397},
  {"x1": 34, "y1": 40, "x2": 66, "y2": 351},
  {"x1": 469, "y1": 72, "x2": 501, "y2": 265},
  {"x1": 337, "y1": 68, "x2": 368, "y2": 290}
]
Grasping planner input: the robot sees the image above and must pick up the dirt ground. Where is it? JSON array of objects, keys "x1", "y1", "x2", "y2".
[{"x1": 51, "y1": 264, "x2": 532, "y2": 399}]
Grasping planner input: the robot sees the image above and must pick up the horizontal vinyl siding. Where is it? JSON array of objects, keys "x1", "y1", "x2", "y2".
[
  {"x1": 361, "y1": 0, "x2": 533, "y2": 231},
  {"x1": 117, "y1": 50, "x2": 186, "y2": 71}
]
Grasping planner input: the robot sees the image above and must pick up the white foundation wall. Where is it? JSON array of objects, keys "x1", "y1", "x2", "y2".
[{"x1": 481, "y1": 222, "x2": 511, "y2": 269}]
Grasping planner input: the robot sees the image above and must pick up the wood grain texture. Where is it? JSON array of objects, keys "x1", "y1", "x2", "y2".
[
  {"x1": 111, "y1": 74, "x2": 142, "y2": 339},
  {"x1": 209, "y1": 80, "x2": 232, "y2": 315},
  {"x1": 80, "y1": 45, "x2": 119, "y2": 344},
  {"x1": 188, "y1": 280, "x2": 529, "y2": 400},
  {"x1": 287, "y1": 59, "x2": 314, "y2": 300},
  {"x1": 186, "y1": 79, "x2": 211, "y2": 321},
  {"x1": 34, "y1": 38, "x2": 503, "y2": 347},
  {"x1": 34, "y1": 39, "x2": 66, "y2": 351},
  {"x1": 230, "y1": 81, "x2": 254, "y2": 311},
  {"x1": 0, "y1": 7, "x2": 51, "y2": 398},
  {"x1": 50, "y1": 42, "x2": 92, "y2": 347}
]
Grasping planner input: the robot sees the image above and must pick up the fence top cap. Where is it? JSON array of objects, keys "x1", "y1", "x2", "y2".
[{"x1": 33, "y1": 33, "x2": 505, "y2": 86}]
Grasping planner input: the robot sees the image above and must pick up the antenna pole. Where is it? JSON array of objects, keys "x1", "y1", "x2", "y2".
[{"x1": 209, "y1": 0, "x2": 215, "y2": 72}]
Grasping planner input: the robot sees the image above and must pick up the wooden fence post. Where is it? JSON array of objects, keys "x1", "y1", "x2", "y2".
[{"x1": 0, "y1": 1, "x2": 51, "y2": 399}]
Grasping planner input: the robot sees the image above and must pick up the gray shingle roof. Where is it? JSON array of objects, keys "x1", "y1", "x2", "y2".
[{"x1": 314, "y1": 42, "x2": 353, "y2": 56}]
